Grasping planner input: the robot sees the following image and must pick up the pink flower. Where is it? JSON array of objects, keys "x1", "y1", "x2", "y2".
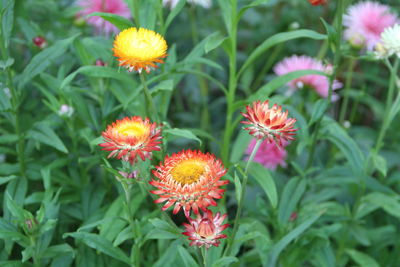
[
  {"x1": 273, "y1": 55, "x2": 342, "y2": 101},
  {"x1": 245, "y1": 139, "x2": 288, "y2": 170},
  {"x1": 182, "y1": 209, "x2": 229, "y2": 248},
  {"x1": 343, "y1": 1, "x2": 398, "y2": 51},
  {"x1": 76, "y1": 0, "x2": 131, "y2": 34}
]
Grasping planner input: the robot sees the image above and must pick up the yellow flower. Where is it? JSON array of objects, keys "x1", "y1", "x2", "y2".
[{"x1": 112, "y1": 27, "x2": 168, "y2": 73}]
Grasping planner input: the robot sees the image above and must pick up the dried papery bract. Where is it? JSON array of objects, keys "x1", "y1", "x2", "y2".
[
  {"x1": 99, "y1": 116, "x2": 162, "y2": 165},
  {"x1": 380, "y1": 24, "x2": 400, "y2": 59},
  {"x1": 150, "y1": 150, "x2": 228, "y2": 217},
  {"x1": 113, "y1": 27, "x2": 168, "y2": 73},
  {"x1": 182, "y1": 209, "x2": 229, "y2": 248},
  {"x1": 241, "y1": 100, "x2": 297, "y2": 147}
]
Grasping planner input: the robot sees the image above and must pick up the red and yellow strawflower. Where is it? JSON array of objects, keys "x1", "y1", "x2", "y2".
[
  {"x1": 112, "y1": 27, "x2": 167, "y2": 73},
  {"x1": 99, "y1": 116, "x2": 162, "y2": 164},
  {"x1": 182, "y1": 209, "x2": 229, "y2": 248},
  {"x1": 150, "y1": 150, "x2": 228, "y2": 217},
  {"x1": 241, "y1": 100, "x2": 297, "y2": 146}
]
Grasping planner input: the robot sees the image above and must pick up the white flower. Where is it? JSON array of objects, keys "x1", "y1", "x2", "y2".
[
  {"x1": 381, "y1": 24, "x2": 400, "y2": 59},
  {"x1": 163, "y1": 0, "x2": 212, "y2": 9},
  {"x1": 58, "y1": 104, "x2": 74, "y2": 117}
]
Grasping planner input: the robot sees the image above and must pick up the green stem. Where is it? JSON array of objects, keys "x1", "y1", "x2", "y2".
[
  {"x1": 221, "y1": 0, "x2": 238, "y2": 165},
  {"x1": 374, "y1": 58, "x2": 399, "y2": 153},
  {"x1": 306, "y1": 0, "x2": 345, "y2": 169},
  {"x1": 121, "y1": 181, "x2": 139, "y2": 267},
  {"x1": 338, "y1": 58, "x2": 356, "y2": 125},
  {"x1": 201, "y1": 247, "x2": 208, "y2": 267},
  {"x1": 139, "y1": 72, "x2": 160, "y2": 123},
  {"x1": 224, "y1": 139, "x2": 262, "y2": 256}
]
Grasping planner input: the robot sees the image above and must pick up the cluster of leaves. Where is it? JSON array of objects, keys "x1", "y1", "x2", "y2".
[{"x1": 1, "y1": 0, "x2": 400, "y2": 266}]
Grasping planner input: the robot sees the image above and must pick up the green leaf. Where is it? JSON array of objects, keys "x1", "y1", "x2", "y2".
[
  {"x1": 278, "y1": 177, "x2": 306, "y2": 225},
  {"x1": 162, "y1": 0, "x2": 186, "y2": 33},
  {"x1": 346, "y1": 249, "x2": 380, "y2": 267},
  {"x1": 205, "y1": 32, "x2": 227, "y2": 53},
  {"x1": 266, "y1": 212, "x2": 322, "y2": 267},
  {"x1": 0, "y1": 175, "x2": 17, "y2": 186},
  {"x1": 177, "y1": 246, "x2": 199, "y2": 267},
  {"x1": 239, "y1": 30, "x2": 326, "y2": 77},
  {"x1": 248, "y1": 163, "x2": 278, "y2": 208},
  {"x1": 249, "y1": 70, "x2": 327, "y2": 101},
  {"x1": 1, "y1": 0, "x2": 14, "y2": 48},
  {"x1": 145, "y1": 218, "x2": 182, "y2": 240},
  {"x1": 19, "y1": 34, "x2": 78, "y2": 88},
  {"x1": 60, "y1": 66, "x2": 133, "y2": 90},
  {"x1": 165, "y1": 128, "x2": 202, "y2": 145},
  {"x1": 212, "y1": 256, "x2": 239, "y2": 267},
  {"x1": 234, "y1": 172, "x2": 242, "y2": 203},
  {"x1": 0, "y1": 57, "x2": 14, "y2": 69},
  {"x1": 151, "y1": 79, "x2": 174, "y2": 95},
  {"x1": 309, "y1": 99, "x2": 328, "y2": 126},
  {"x1": 362, "y1": 192, "x2": 400, "y2": 219},
  {"x1": 0, "y1": 86, "x2": 12, "y2": 111},
  {"x1": 87, "y1": 12, "x2": 133, "y2": 30},
  {"x1": 322, "y1": 118, "x2": 365, "y2": 177},
  {"x1": 40, "y1": 244, "x2": 75, "y2": 259},
  {"x1": 371, "y1": 154, "x2": 387, "y2": 177},
  {"x1": 28, "y1": 123, "x2": 68, "y2": 153},
  {"x1": 63, "y1": 232, "x2": 130, "y2": 265}
]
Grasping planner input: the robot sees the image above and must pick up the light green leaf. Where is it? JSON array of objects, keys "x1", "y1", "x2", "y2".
[
  {"x1": 212, "y1": 256, "x2": 239, "y2": 267},
  {"x1": 278, "y1": 177, "x2": 306, "y2": 225},
  {"x1": 239, "y1": 30, "x2": 327, "y2": 77},
  {"x1": 346, "y1": 249, "x2": 380, "y2": 267},
  {"x1": 177, "y1": 246, "x2": 198, "y2": 267},
  {"x1": 165, "y1": 128, "x2": 202, "y2": 145},
  {"x1": 205, "y1": 32, "x2": 227, "y2": 53},
  {"x1": 309, "y1": 99, "x2": 328, "y2": 126},
  {"x1": 88, "y1": 12, "x2": 133, "y2": 30},
  {"x1": 19, "y1": 34, "x2": 78, "y2": 88},
  {"x1": 248, "y1": 163, "x2": 278, "y2": 208},
  {"x1": 63, "y1": 232, "x2": 130, "y2": 264},
  {"x1": 162, "y1": 0, "x2": 186, "y2": 33},
  {"x1": 266, "y1": 212, "x2": 322, "y2": 267},
  {"x1": 28, "y1": 123, "x2": 68, "y2": 153}
]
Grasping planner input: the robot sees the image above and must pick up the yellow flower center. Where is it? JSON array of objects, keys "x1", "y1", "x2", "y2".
[
  {"x1": 171, "y1": 160, "x2": 206, "y2": 185},
  {"x1": 116, "y1": 123, "x2": 147, "y2": 137}
]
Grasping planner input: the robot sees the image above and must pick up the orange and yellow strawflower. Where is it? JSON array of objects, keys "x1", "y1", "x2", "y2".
[
  {"x1": 99, "y1": 116, "x2": 162, "y2": 164},
  {"x1": 150, "y1": 150, "x2": 228, "y2": 217}
]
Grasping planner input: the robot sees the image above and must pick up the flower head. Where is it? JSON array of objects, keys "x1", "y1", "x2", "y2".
[
  {"x1": 32, "y1": 36, "x2": 47, "y2": 49},
  {"x1": 99, "y1": 116, "x2": 162, "y2": 164},
  {"x1": 245, "y1": 139, "x2": 288, "y2": 170},
  {"x1": 76, "y1": 0, "x2": 131, "y2": 34},
  {"x1": 112, "y1": 27, "x2": 168, "y2": 73},
  {"x1": 58, "y1": 104, "x2": 74, "y2": 117},
  {"x1": 150, "y1": 150, "x2": 228, "y2": 217},
  {"x1": 380, "y1": 24, "x2": 400, "y2": 59},
  {"x1": 343, "y1": 1, "x2": 398, "y2": 51},
  {"x1": 182, "y1": 209, "x2": 229, "y2": 248},
  {"x1": 241, "y1": 100, "x2": 297, "y2": 146},
  {"x1": 163, "y1": 0, "x2": 212, "y2": 9},
  {"x1": 308, "y1": 0, "x2": 326, "y2": 6},
  {"x1": 274, "y1": 55, "x2": 342, "y2": 100}
]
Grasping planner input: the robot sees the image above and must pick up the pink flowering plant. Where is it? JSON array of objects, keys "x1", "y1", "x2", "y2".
[{"x1": 1, "y1": 0, "x2": 400, "y2": 266}]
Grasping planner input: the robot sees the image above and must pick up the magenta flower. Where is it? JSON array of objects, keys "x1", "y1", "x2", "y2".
[
  {"x1": 273, "y1": 55, "x2": 342, "y2": 101},
  {"x1": 245, "y1": 139, "x2": 288, "y2": 171},
  {"x1": 76, "y1": 0, "x2": 131, "y2": 35},
  {"x1": 343, "y1": 1, "x2": 398, "y2": 51}
]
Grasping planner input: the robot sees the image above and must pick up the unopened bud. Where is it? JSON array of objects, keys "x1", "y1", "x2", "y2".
[{"x1": 33, "y1": 36, "x2": 47, "y2": 49}]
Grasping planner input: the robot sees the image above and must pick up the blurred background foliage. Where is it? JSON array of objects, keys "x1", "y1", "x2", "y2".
[{"x1": 1, "y1": 0, "x2": 400, "y2": 266}]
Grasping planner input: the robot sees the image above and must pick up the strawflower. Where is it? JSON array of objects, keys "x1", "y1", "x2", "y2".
[
  {"x1": 343, "y1": 1, "x2": 398, "y2": 51},
  {"x1": 99, "y1": 116, "x2": 162, "y2": 164},
  {"x1": 380, "y1": 24, "x2": 400, "y2": 59},
  {"x1": 150, "y1": 150, "x2": 228, "y2": 217},
  {"x1": 182, "y1": 209, "x2": 229, "y2": 248},
  {"x1": 273, "y1": 55, "x2": 342, "y2": 100},
  {"x1": 308, "y1": 0, "x2": 326, "y2": 6},
  {"x1": 245, "y1": 139, "x2": 288, "y2": 170},
  {"x1": 113, "y1": 27, "x2": 168, "y2": 73},
  {"x1": 241, "y1": 100, "x2": 297, "y2": 146},
  {"x1": 76, "y1": 0, "x2": 131, "y2": 34}
]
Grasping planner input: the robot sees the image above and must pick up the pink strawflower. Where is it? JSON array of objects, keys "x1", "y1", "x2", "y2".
[
  {"x1": 343, "y1": 1, "x2": 398, "y2": 51},
  {"x1": 182, "y1": 209, "x2": 229, "y2": 248},
  {"x1": 245, "y1": 139, "x2": 288, "y2": 170},
  {"x1": 76, "y1": 0, "x2": 131, "y2": 35},
  {"x1": 273, "y1": 55, "x2": 342, "y2": 101}
]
